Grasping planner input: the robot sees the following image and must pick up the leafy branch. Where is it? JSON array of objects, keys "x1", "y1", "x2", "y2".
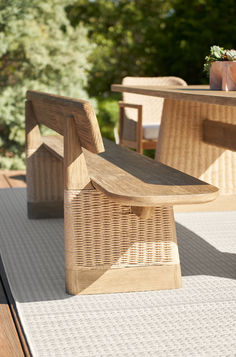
[{"x1": 204, "y1": 45, "x2": 236, "y2": 73}]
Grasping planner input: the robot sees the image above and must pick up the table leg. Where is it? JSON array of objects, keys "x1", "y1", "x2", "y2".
[{"x1": 155, "y1": 98, "x2": 236, "y2": 195}]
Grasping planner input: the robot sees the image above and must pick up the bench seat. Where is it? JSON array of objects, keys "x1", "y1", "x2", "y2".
[{"x1": 43, "y1": 135, "x2": 218, "y2": 207}]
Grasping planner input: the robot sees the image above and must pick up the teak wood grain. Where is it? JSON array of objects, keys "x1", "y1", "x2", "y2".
[
  {"x1": 0, "y1": 173, "x2": 10, "y2": 188},
  {"x1": 0, "y1": 279, "x2": 24, "y2": 357},
  {"x1": 66, "y1": 264, "x2": 182, "y2": 295},
  {"x1": 43, "y1": 135, "x2": 218, "y2": 206},
  {"x1": 111, "y1": 84, "x2": 236, "y2": 107},
  {"x1": 26, "y1": 91, "x2": 104, "y2": 154},
  {"x1": 112, "y1": 84, "x2": 236, "y2": 198},
  {"x1": 27, "y1": 91, "x2": 219, "y2": 295},
  {"x1": 203, "y1": 119, "x2": 236, "y2": 151},
  {"x1": 64, "y1": 116, "x2": 91, "y2": 190},
  {"x1": 0, "y1": 176, "x2": 29, "y2": 356}
]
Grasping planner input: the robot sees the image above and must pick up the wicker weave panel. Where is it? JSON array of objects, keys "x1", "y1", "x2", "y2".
[
  {"x1": 26, "y1": 145, "x2": 64, "y2": 202},
  {"x1": 156, "y1": 99, "x2": 236, "y2": 195},
  {"x1": 65, "y1": 189, "x2": 179, "y2": 270},
  {"x1": 122, "y1": 77, "x2": 187, "y2": 141}
]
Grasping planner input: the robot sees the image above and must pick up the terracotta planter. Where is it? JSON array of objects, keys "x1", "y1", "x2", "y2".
[{"x1": 210, "y1": 61, "x2": 236, "y2": 91}]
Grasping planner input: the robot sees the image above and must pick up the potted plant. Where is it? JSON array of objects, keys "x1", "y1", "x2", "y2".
[{"x1": 204, "y1": 46, "x2": 236, "y2": 91}]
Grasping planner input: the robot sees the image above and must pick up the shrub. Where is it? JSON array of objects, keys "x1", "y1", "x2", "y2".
[{"x1": 0, "y1": 0, "x2": 94, "y2": 169}]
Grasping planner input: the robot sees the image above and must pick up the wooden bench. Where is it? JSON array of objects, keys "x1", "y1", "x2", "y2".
[{"x1": 26, "y1": 90, "x2": 219, "y2": 294}]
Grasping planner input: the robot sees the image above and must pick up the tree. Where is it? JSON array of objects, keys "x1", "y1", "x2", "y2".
[
  {"x1": 0, "y1": 0, "x2": 93, "y2": 169},
  {"x1": 155, "y1": 0, "x2": 236, "y2": 84},
  {"x1": 68, "y1": 0, "x2": 236, "y2": 95},
  {"x1": 67, "y1": 0, "x2": 171, "y2": 96}
]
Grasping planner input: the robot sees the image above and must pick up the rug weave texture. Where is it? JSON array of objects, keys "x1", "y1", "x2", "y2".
[{"x1": 0, "y1": 188, "x2": 235, "y2": 357}]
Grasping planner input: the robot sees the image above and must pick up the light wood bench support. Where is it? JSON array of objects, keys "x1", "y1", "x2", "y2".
[
  {"x1": 25, "y1": 100, "x2": 64, "y2": 218},
  {"x1": 65, "y1": 190, "x2": 181, "y2": 294},
  {"x1": 26, "y1": 91, "x2": 218, "y2": 294}
]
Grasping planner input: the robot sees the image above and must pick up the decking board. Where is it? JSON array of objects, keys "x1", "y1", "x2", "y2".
[{"x1": 0, "y1": 171, "x2": 29, "y2": 357}]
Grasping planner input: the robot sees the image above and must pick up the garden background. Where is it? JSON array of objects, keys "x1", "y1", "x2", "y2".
[{"x1": 0, "y1": 0, "x2": 236, "y2": 169}]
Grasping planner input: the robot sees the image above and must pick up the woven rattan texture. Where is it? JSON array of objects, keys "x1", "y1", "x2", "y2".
[
  {"x1": 156, "y1": 100, "x2": 236, "y2": 195},
  {"x1": 122, "y1": 77, "x2": 187, "y2": 141},
  {"x1": 1, "y1": 189, "x2": 236, "y2": 356},
  {"x1": 64, "y1": 189, "x2": 179, "y2": 270},
  {"x1": 27, "y1": 145, "x2": 64, "y2": 202},
  {"x1": 0, "y1": 189, "x2": 236, "y2": 356}
]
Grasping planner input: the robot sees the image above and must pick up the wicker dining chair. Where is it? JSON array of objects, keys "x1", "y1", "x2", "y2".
[{"x1": 118, "y1": 76, "x2": 187, "y2": 153}]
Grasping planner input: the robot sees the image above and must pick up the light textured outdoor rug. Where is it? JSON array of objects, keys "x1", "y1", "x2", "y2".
[{"x1": 0, "y1": 188, "x2": 236, "y2": 357}]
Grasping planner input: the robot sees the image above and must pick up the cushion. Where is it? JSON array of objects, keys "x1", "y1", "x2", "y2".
[{"x1": 142, "y1": 123, "x2": 160, "y2": 140}]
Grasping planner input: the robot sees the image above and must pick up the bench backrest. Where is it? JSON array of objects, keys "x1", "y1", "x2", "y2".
[{"x1": 26, "y1": 90, "x2": 104, "y2": 154}]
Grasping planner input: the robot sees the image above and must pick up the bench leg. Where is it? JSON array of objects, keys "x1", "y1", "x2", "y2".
[
  {"x1": 26, "y1": 146, "x2": 64, "y2": 218},
  {"x1": 26, "y1": 100, "x2": 64, "y2": 219},
  {"x1": 65, "y1": 189, "x2": 182, "y2": 295}
]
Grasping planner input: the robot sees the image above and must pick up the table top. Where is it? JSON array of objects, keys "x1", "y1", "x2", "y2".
[{"x1": 111, "y1": 84, "x2": 236, "y2": 107}]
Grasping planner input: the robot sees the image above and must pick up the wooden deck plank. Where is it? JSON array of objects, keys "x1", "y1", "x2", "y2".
[
  {"x1": 0, "y1": 171, "x2": 30, "y2": 356},
  {"x1": 0, "y1": 257, "x2": 31, "y2": 357},
  {"x1": 0, "y1": 278, "x2": 24, "y2": 357},
  {"x1": 3, "y1": 171, "x2": 26, "y2": 188},
  {"x1": 0, "y1": 172, "x2": 10, "y2": 188}
]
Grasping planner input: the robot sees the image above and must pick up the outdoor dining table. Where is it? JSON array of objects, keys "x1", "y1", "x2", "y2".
[{"x1": 111, "y1": 84, "x2": 236, "y2": 209}]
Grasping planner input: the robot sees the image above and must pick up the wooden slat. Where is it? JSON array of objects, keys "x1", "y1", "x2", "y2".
[
  {"x1": 111, "y1": 84, "x2": 236, "y2": 107},
  {"x1": 64, "y1": 116, "x2": 91, "y2": 190},
  {"x1": 203, "y1": 119, "x2": 236, "y2": 151},
  {"x1": 0, "y1": 177, "x2": 30, "y2": 356},
  {"x1": 0, "y1": 257, "x2": 31, "y2": 357},
  {"x1": 43, "y1": 135, "x2": 64, "y2": 159},
  {"x1": 42, "y1": 135, "x2": 219, "y2": 206},
  {"x1": 118, "y1": 101, "x2": 143, "y2": 109},
  {"x1": 26, "y1": 91, "x2": 104, "y2": 154},
  {"x1": 0, "y1": 278, "x2": 24, "y2": 357},
  {"x1": 89, "y1": 139, "x2": 218, "y2": 206},
  {"x1": 0, "y1": 172, "x2": 10, "y2": 188},
  {"x1": 66, "y1": 264, "x2": 182, "y2": 295},
  {"x1": 175, "y1": 194, "x2": 236, "y2": 213},
  {"x1": 121, "y1": 139, "x2": 157, "y2": 150},
  {"x1": 4, "y1": 171, "x2": 26, "y2": 188}
]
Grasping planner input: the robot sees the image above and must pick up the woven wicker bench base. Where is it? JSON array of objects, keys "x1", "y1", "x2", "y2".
[
  {"x1": 65, "y1": 189, "x2": 181, "y2": 294},
  {"x1": 66, "y1": 264, "x2": 182, "y2": 295}
]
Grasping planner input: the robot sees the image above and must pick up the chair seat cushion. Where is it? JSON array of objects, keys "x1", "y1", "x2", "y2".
[{"x1": 142, "y1": 123, "x2": 160, "y2": 140}]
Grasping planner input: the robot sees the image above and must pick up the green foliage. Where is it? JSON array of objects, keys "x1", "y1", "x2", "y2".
[
  {"x1": 67, "y1": 0, "x2": 171, "y2": 96},
  {"x1": 97, "y1": 94, "x2": 120, "y2": 140},
  {"x1": 68, "y1": 0, "x2": 236, "y2": 94},
  {"x1": 67, "y1": 0, "x2": 236, "y2": 141},
  {"x1": 3, "y1": 0, "x2": 236, "y2": 168},
  {"x1": 226, "y1": 49, "x2": 236, "y2": 61},
  {"x1": 210, "y1": 46, "x2": 226, "y2": 60},
  {"x1": 154, "y1": 0, "x2": 236, "y2": 84},
  {"x1": 204, "y1": 45, "x2": 236, "y2": 74},
  {"x1": 0, "y1": 0, "x2": 94, "y2": 169},
  {"x1": 204, "y1": 46, "x2": 226, "y2": 74}
]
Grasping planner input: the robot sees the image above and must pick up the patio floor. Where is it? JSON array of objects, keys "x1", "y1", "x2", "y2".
[
  {"x1": 0, "y1": 170, "x2": 235, "y2": 357},
  {"x1": 0, "y1": 170, "x2": 29, "y2": 357}
]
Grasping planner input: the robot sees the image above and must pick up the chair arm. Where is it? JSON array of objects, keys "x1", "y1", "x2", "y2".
[
  {"x1": 118, "y1": 101, "x2": 143, "y2": 110},
  {"x1": 118, "y1": 102, "x2": 143, "y2": 153}
]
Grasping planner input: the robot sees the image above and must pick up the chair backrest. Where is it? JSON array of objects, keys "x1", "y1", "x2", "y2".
[
  {"x1": 26, "y1": 90, "x2": 104, "y2": 154},
  {"x1": 122, "y1": 76, "x2": 187, "y2": 125}
]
